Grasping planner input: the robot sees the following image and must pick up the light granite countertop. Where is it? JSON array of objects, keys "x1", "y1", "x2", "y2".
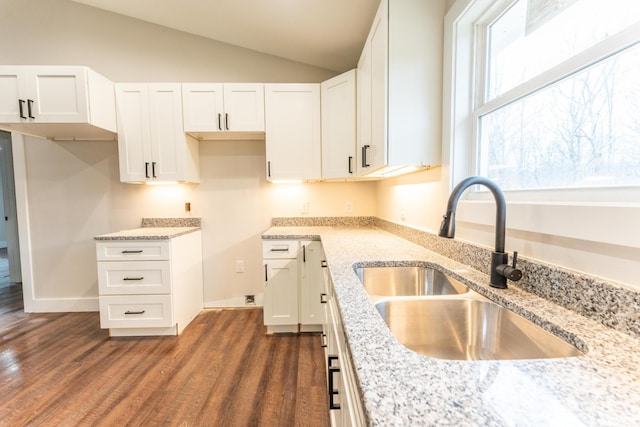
[
  {"x1": 263, "y1": 226, "x2": 640, "y2": 426},
  {"x1": 94, "y1": 218, "x2": 202, "y2": 241},
  {"x1": 94, "y1": 226, "x2": 200, "y2": 240}
]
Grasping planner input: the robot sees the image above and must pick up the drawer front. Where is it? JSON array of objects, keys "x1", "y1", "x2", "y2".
[
  {"x1": 99, "y1": 295, "x2": 173, "y2": 328},
  {"x1": 96, "y1": 241, "x2": 170, "y2": 261},
  {"x1": 98, "y1": 261, "x2": 171, "y2": 295},
  {"x1": 262, "y1": 240, "x2": 299, "y2": 259}
]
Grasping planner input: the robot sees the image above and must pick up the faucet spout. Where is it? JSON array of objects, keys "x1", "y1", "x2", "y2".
[{"x1": 439, "y1": 176, "x2": 520, "y2": 288}]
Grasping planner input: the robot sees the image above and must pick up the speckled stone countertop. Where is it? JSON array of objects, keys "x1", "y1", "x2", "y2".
[
  {"x1": 263, "y1": 226, "x2": 640, "y2": 426},
  {"x1": 94, "y1": 217, "x2": 201, "y2": 241}
]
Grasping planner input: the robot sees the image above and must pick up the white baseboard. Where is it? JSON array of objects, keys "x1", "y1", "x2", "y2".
[
  {"x1": 205, "y1": 292, "x2": 264, "y2": 308},
  {"x1": 28, "y1": 297, "x2": 99, "y2": 313},
  {"x1": 26, "y1": 293, "x2": 265, "y2": 313}
]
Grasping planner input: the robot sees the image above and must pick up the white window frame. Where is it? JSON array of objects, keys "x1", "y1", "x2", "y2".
[{"x1": 442, "y1": 0, "x2": 640, "y2": 250}]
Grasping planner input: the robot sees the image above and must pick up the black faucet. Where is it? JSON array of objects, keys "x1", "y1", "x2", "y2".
[{"x1": 439, "y1": 176, "x2": 522, "y2": 289}]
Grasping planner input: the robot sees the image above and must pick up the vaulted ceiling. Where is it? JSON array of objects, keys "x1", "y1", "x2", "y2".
[{"x1": 69, "y1": 0, "x2": 381, "y2": 73}]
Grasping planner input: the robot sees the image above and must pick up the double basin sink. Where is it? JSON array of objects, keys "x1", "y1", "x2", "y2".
[{"x1": 355, "y1": 265, "x2": 583, "y2": 361}]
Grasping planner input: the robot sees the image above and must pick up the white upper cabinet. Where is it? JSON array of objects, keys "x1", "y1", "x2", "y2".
[
  {"x1": 321, "y1": 70, "x2": 357, "y2": 180},
  {"x1": 264, "y1": 84, "x2": 321, "y2": 182},
  {"x1": 116, "y1": 83, "x2": 199, "y2": 184},
  {"x1": 182, "y1": 83, "x2": 224, "y2": 132},
  {"x1": 0, "y1": 65, "x2": 116, "y2": 140},
  {"x1": 223, "y1": 84, "x2": 265, "y2": 131},
  {"x1": 182, "y1": 83, "x2": 265, "y2": 140},
  {"x1": 357, "y1": 0, "x2": 445, "y2": 177}
]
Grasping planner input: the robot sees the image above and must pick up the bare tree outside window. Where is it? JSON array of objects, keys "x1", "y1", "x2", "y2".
[
  {"x1": 480, "y1": 44, "x2": 640, "y2": 190},
  {"x1": 477, "y1": 0, "x2": 640, "y2": 190}
]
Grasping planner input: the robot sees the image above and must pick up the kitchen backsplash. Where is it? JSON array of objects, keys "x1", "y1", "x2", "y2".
[
  {"x1": 272, "y1": 216, "x2": 375, "y2": 227},
  {"x1": 141, "y1": 217, "x2": 202, "y2": 228},
  {"x1": 272, "y1": 216, "x2": 640, "y2": 339}
]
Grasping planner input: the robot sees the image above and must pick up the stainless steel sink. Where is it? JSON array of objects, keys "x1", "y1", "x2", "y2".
[
  {"x1": 355, "y1": 266, "x2": 469, "y2": 297},
  {"x1": 375, "y1": 297, "x2": 584, "y2": 360}
]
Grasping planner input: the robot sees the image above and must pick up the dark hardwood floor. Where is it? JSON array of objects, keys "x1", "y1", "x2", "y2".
[{"x1": 0, "y1": 284, "x2": 330, "y2": 426}]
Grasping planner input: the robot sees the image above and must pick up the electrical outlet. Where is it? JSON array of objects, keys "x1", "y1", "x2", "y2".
[
  {"x1": 346, "y1": 202, "x2": 353, "y2": 213},
  {"x1": 301, "y1": 200, "x2": 309, "y2": 214},
  {"x1": 235, "y1": 260, "x2": 245, "y2": 273},
  {"x1": 185, "y1": 202, "x2": 191, "y2": 212}
]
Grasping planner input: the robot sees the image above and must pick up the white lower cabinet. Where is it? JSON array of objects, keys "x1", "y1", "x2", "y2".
[
  {"x1": 96, "y1": 231, "x2": 204, "y2": 337},
  {"x1": 262, "y1": 239, "x2": 326, "y2": 333},
  {"x1": 323, "y1": 271, "x2": 366, "y2": 427}
]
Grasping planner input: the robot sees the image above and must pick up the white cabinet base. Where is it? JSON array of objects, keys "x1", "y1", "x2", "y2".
[
  {"x1": 266, "y1": 324, "x2": 299, "y2": 334},
  {"x1": 109, "y1": 326, "x2": 179, "y2": 337},
  {"x1": 299, "y1": 324, "x2": 323, "y2": 333}
]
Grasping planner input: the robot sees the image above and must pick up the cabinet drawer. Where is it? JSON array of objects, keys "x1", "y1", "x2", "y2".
[
  {"x1": 99, "y1": 295, "x2": 173, "y2": 328},
  {"x1": 98, "y1": 261, "x2": 171, "y2": 295},
  {"x1": 96, "y1": 241, "x2": 170, "y2": 261},
  {"x1": 262, "y1": 240, "x2": 299, "y2": 259}
]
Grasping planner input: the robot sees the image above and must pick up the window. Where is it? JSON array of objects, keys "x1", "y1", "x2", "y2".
[{"x1": 473, "y1": 0, "x2": 640, "y2": 191}]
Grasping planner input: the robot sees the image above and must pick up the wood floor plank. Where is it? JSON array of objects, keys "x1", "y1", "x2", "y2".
[{"x1": 0, "y1": 285, "x2": 330, "y2": 427}]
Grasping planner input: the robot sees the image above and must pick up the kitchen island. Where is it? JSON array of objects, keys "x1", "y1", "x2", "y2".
[
  {"x1": 264, "y1": 224, "x2": 640, "y2": 426},
  {"x1": 95, "y1": 218, "x2": 203, "y2": 337}
]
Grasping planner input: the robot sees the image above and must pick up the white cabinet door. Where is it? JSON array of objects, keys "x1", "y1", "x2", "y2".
[
  {"x1": 263, "y1": 258, "x2": 299, "y2": 327},
  {"x1": 357, "y1": 45, "x2": 372, "y2": 176},
  {"x1": 299, "y1": 240, "x2": 326, "y2": 326},
  {"x1": 0, "y1": 67, "x2": 26, "y2": 123},
  {"x1": 148, "y1": 83, "x2": 188, "y2": 182},
  {"x1": 116, "y1": 83, "x2": 199, "y2": 183},
  {"x1": 116, "y1": 84, "x2": 151, "y2": 182},
  {"x1": 223, "y1": 83, "x2": 265, "y2": 131},
  {"x1": 321, "y1": 70, "x2": 357, "y2": 180},
  {"x1": 25, "y1": 66, "x2": 89, "y2": 124},
  {"x1": 182, "y1": 83, "x2": 224, "y2": 132},
  {"x1": 367, "y1": 1, "x2": 388, "y2": 174},
  {"x1": 264, "y1": 83, "x2": 321, "y2": 181},
  {"x1": 182, "y1": 83, "x2": 264, "y2": 133}
]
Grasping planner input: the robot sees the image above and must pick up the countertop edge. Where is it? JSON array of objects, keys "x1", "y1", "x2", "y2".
[{"x1": 94, "y1": 226, "x2": 201, "y2": 241}]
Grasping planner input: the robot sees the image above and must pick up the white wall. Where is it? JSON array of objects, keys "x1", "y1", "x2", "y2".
[
  {"x1": 0, "y1": 0, "x2": 335, "y2": 83},
  {"x1": 376, "y1": 161, "x2": 640, "y2": 291},
  {"x1": 199, "y1": 140, "x2": 376, "y2": 306},
  {"x1": 1, "y1": 0, "x2": 376, "y2": 310}
]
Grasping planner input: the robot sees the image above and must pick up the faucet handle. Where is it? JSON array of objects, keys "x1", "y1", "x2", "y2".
[{"x1": 496, "y1": 251, "x2": 523, "y2": 282}]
